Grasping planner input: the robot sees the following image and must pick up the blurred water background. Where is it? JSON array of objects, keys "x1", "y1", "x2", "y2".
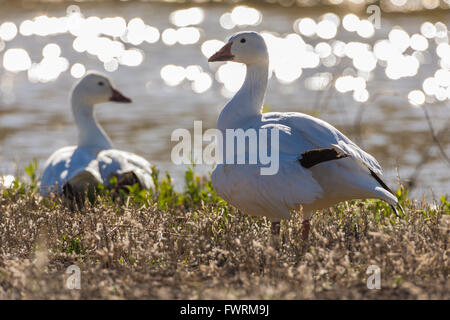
[{"x1": 0, "y1": 0, "x2": 449, "y2": 198}]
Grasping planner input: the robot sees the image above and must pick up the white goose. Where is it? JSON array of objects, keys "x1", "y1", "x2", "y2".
[
  {"x1": 40, "y1": 71, "x2": 154, "y2": 199},
  {"x1": 208, "y1": 32, "x2": 403, "y2": 240}
]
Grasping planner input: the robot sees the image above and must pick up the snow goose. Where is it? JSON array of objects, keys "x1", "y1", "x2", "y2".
[
  {"x1": 208, "y1": 31, "x2": 403, "y2": 240},
  {"x1": 40, "y1": 71, "x2": 154, "y2": 200}
]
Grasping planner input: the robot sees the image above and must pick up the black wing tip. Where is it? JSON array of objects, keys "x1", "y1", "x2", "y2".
[
  {"x1": 390, "y1": 203, "x2": 406, "y2": 218},
  {"x1": 369, "y1": 169, "x2": 405, "y2": 218},
  {"x1": 369, "y1": 169, "x2": 395, "y2": 197},
  {"x1": 299, "y1": 148, "x2": 348, "y2": 169}
]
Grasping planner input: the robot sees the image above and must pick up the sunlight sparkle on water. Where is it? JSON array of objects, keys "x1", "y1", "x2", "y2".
[
  {"x1": 305, "y1": 72, "x2": 332, "y2": 91},
  {"x1": 410, "y1": 34, "x2": 428, "y2": 51},
  {"x1": 186, "y1": 65, "x2": 202, "y2": 81},
  {"x1": 0, "y1": 22, "x2": 18, "y2": 41},
  {"x1": 373, "y1": 40, "x2": 394, "y2": 60},
  {"x1": 170, "y1": 8, "x2": 204, "y2": 27},
  {"x1": 42, "y1": 43, "x2": 61, "y2": 58},
  {"x1": 295, "y1": 18, "x2": 317, "y2": 37},
  {"x1": 420, "y1": 22, "x2": 436, "y2": 38},
  {"x1": 420, "y1": 67, "x2": 450, "y2": 101},
  {"x1": 353, "y1": 88, "x2": 369, "y2": 102},
  {"x1": 101, "y1": 17, "x2": 126, "y2": 37},
  {"x1": 104, "y1": 59, "x2": 119, "y2": 72},
  {"x1": 219, "y1": 6, "x2": 262, "y2": 30},
  {"x1": 192, "y1": 72, "x2": 212, "y2": 94},
  {"x1": 317, "y1": 20, "x2": 337, "y2": 40},
  {"x1": 3, "y1": 48, "x2": 31, "y2": 72},
  {"x1": 344, "y1": 41, "x2": 377, "y2": 73},
  {"x1": 321, "y1": 13, "x2": 340, "y2": 27},
  {"x1": 371, "y1": 35, "x2": 420, "y2": 80},
  {"x1": 343, "y1": 14, "x2": 359, "y2": 32},
  {"x1": 343, "y1": 14, "x2": 375, "y2": 39},
  {"x1": 315, "y1": 42, "x2": 332, "y2": 58},
  {"x1": 389, "y1": 28, "x2": 410, "y2": 53},
  {"x1": 202, "y1": 40, "x2": 225, "y2": 59},
  {"x1": 436, "y1": 43, "x2": 450, "y2": 59},
  {"x1": 322, "y1": 54, "x2": 338, "y2": 67},
  {"x1": 434, "y1": 69, "x2": 450, "y2": 88},
  {"x1": 434, "y1": 22, "x2": 448, "y2": 38},
  {"x1": 385, "y1": 54, "x2": 419, "y2": 80},
  {"x1": 231, "y1": 6, "x2": 262, "y2": 27},
  {"x1": 19, "y1": 20, "x2": 34, "y2": 36},
  {"x1": 261, "y1": 32, "x2": 318, "y2": 82},
  {"x1": 219, "y1": 13, "x2": 235, "y2": 30},
  {"x1": 332, "y1": 40, "x2": 346, "y2": 57},
  {"x1": 28, "y1": 58, "x2": 69, "y2": 83},
  {"x1": 161, "y1": 64, "x2": 186, "y2": 86},
  {"x1": 177, "y1": 27, "x2": 201, "y2": 45},
  {"x1": 335, "y1": 75, "x2": 366, "y2": 94},
  {"x1": 356, "y1": 20, "x2": 375, "y2": 38},
  {"x1": 162, "y1": 27, "x2": 200, "y2": 46},
  {"x1": 1, "y1": 4, "x2": 448, "y2": 103},
  {"x1": 144, "y1": 26, "x2": 160, "y2": 44},
  {"x1": 265, "y1": 33, "x2": 304, "y2": 83},
  {"x1": 123, "y1": 18, "x2": 160, "y2": 45},
  {"x1": 160, "y1": 64, "x2": 211, "y2": 93},
  {"x1": 162, "y1": 28, "x2": 177, "y2": 46},
  {"x1": 344, "y1": 42, "x2": 370, "y2": 59},
  {"x1": 353, "y1": 50, "x2": 377, "y2": 72},
  {"x1": 70, "y1": 63, "x2": 86, "y2": 78},
  {"x1": 423, "y1": 77, "x2": 439, "y2": 96},
  {"x1": 408, "y1": 90, "x2": 426, "y2": 106},
  {"x1": 126, "y1": 18, "x2": 147, "y2": 45},
  {"x1": 119, "y1": 49, "x2": 144, "y2": 67},
  {"x1": 28, "y1": 45, "x2": 69, "y2": 83}
]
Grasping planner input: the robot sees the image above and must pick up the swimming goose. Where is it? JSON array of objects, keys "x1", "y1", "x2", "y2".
[
  {"x1": 208, "y1": 32, "x2": 403, "y2": 240},
  {"x1": 40, "y1": 71, "x2": 154, "y2": 199}
]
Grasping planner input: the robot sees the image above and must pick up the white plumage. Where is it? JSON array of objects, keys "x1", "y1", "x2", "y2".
[
  {"x1": 40, "y1": 71, "x2": 153, "y2": 197},
  {"x1": 208, "y1": 32, "x2": 401, "y2": 238},
  {"x1": 41, "y1": 147, "x2": 154, "y2": 197}
]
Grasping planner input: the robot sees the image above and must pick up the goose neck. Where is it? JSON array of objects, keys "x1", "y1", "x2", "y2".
[
  {"x1": 71, "y1": 96, "x2": 112, "y2": 149},
  {"x1": 219, "y1": 63, "x2": 268, "y2": 130},
  {"x1": 239, "y1": 63, "x2": 268, "y2": 112}
]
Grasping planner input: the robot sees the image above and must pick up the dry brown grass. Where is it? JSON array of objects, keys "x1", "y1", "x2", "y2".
[{"x1": 0, "y1": 187, "x2": 449, "y2": 299}]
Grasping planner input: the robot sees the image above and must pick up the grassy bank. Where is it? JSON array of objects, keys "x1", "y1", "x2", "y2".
[{"x1": 0, "y1": 164, "x2": 449, "y2": 299}]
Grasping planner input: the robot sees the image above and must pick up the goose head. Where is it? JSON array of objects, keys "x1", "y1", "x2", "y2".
[
  {"x1": 71, "y1": 71, "x2": 131, "y2": 106},
  {"x1": 208, "y1": 31, "x2": 268, "y2": 65}
]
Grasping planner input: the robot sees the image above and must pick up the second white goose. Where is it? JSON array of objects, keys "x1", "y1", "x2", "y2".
[
  {"x1": 40, "y1": 71, "x2": 154, "y2": 199},
  {"x1": 208, "y1": 31, "x2": 403, "y2": 240}
]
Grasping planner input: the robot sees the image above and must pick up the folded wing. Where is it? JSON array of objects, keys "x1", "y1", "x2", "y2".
[{"x1": 263, "y1": 112, "x2": 383, "y2": 174}]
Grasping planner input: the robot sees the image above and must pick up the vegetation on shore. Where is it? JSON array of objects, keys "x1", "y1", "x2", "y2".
[{"x1": 0, "y1": 162, "x2": 448, "y2": 299}]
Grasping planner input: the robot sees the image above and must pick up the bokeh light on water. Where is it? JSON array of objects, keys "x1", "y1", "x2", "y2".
[
  {"x1": 1, "y1": 3, "x2": 449, "y2": 102},
  {"x1": 0, "y1": 1, "x2": 449, "y2": 196}
]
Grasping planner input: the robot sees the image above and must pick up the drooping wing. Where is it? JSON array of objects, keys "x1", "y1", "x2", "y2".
[
  {"x1": 97, "y1": 149, "x2": 154, "y2": 190},
  {"x1": 40, "y1": 146, "x2": 102, "y2": 196},
  {"x1": 263, "y1": 112, "x2": 383, "y2": 174}
]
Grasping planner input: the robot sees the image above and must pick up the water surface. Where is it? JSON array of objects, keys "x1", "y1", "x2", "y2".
[{"x1": 0, "y1": 1, "x2": 449, "y2": 198}]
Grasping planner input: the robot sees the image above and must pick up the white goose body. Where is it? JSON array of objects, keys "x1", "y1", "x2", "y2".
[
  {"x1": 212, "y1": 111, "x2": 397, "y2": 221},
  {"x1": 41, "y1": 146, "x2": 154, "y2": 196},
  {"x1": 40, "y1": 72, "x2": 153, "y2": 197},
  {"x1": 208, "y1": 32, "x2": 400, "y2": 234}
]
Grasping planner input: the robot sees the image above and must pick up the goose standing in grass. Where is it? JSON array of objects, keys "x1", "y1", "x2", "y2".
[
  {"x1": 40, "y1": 71, "x2": 153, "y2": 201},
  {"x1": 208, "y1": 31, "x2": 403, "y2": 240}
]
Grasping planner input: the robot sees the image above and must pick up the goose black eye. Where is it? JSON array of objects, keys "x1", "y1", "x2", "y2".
[
  {"x1": 240, "y1": 38, "x2": 246, "y2": 43},
  {"x1": 98, "y1": 81, "x2": 104, "y2": 86}
]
